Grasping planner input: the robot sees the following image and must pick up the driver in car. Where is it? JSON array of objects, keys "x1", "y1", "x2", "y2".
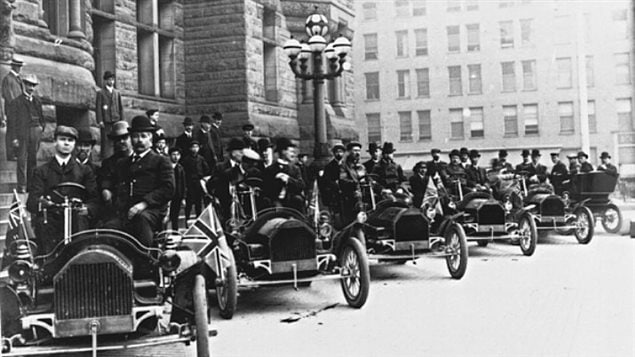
[
  {"x1": 26, "y1": 125, "x2": 98, "y2": 254},
  {"x1": 338, "y1": 142, "x2": 366, "y2": 223}
]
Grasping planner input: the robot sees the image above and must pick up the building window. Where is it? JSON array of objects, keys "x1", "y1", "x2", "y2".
[
  {"x1": 466, "y1": 0, "x2": 479, "y2": 11},
  {"x1": 399, "y1": 111, "x2": 413, "y2": 142},
  {"x1": 587, "y1": 100, "x2": 597, "y2": 133},
  {"x1": 503, "y1": 105, "x2": 518, "y2": 136},
  {"x1": 469, "y1": 107, "x2": 484, "y2": 138},
  {"x1": 521, "y1": 60, "x2": 536, "y2": 90},
  {"x1": 447, "y1": 26, "x2": 460, "y2": 53},
  {"x1": 413, "y1": 1, "x2": 427, "y2": 16},
  {"x1": 556, "y1": 57, "x2": 572, "y2": 89},
  {"x1": 416, "y1": 68, "x2": 430, "y2": 97},
  {"x1": 395, "y1": 0, "x2": 410, "y2": 17},
  {"x1": 414, "y1": 28, "x2": 428, "y2": 56},
  {"x1": 500, "y1": 21, "x2": 514, "y2": 48},
  {"x1": 586, "y1": 56, "x2": 594, "y2": 87},
  {"x1": 615, "y1": 53, "x2": 631, "y2": 85},
  {"x1": 554, "y1": 15, "x2": 571, "y2": 45},
  {"x1": 466, "y1": 24, "x2": 480, "y2": 52},
  {"x1": 447, "y1": 0, "x2": 461, "y2": 12},
  {"x1": 364, "y1": 33, "x2": 378, "y2": 60},
  {"x1": 559, "y1": 102, "x2": 575, "y2": 134},
  {"x1": 523, "y1": 104, "x2": 539, "y2": 135},
  {"x1": 92, "y1": 11, "x2": 115, "y2": 87},
  {"x1": 367, "y1": 113, "x2": 382, "y2": 143},
  {"x1": 418, "y1": 110, "x2": 432, "y2": 140},
  {"x1": 262, "y1": 8, "x2": 278, "y2": 102},
  {"x1": 520, "y1": 19, "x2": 533, "y2": 45},
  {"x1": 612, "y1": 9, "x2": 629, "y2": 39},
  {"x1": 468, "y1": 64, "x2": 482, "y2": 94},
  {"x1": 43, "y1": 1, "x2": 86, "y2": 37},
  {"x1": 617, "y1": 98, "x2": 633, "y2": 131},
  {"x1": 397, "y1": 70, "x2": 410, "y2": 98},
  {"x1": 396, "y1": 30, "x2": 409, "y2": 57},
  {"x1": 365, "y1": 72, "x2": 380, "y2": 100},
  {"x1": 362, "y1": 2, "x2": 377, "y2": 21},
  {"x1": 450, "y1": 108, "x2": 464, "y2": 138},
  {"x1": 448, "y1": 66, "x2": 462, "y2": 96},
  {"x1": 501, "y1": 61, "x2": 516, "y2": 92}
]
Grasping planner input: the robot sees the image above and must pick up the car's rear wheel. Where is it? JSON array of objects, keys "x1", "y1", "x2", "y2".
[
  {"x1": 518, "y1": 215, "x2": 537, "y2": 256},
  {"x1": 601, "y1": 203, "x2": 622, "y2": 234},
  {"x1": 445, "y1": 223, "x2": 468, "y2": 279},
  {"x1": 339, "y1": 238, "x2": 370, "y2": 308},
  {"x1": 193, "y1": 273, "x2": 210, "y2": 357},
  {"x1": 477, "y1": 240, "x2": 489, "y2": 247},
  {"x1": 216, "y1": 250, "x2": 237, "y2": 320},
  {"x1": 574, "y1": 206, "x2": 595, "y2": 244}
]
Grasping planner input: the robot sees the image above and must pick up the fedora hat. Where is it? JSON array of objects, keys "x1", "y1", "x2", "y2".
[
  {"x1": 129, "y1": 115, "x2": 156, "y2": 133},
  {"x1": 199, "y1": 115, "x2": 211, "y2": 124},
  {"x1": 498, "y1": 149, "x2": 508, "y2": 158},
  {"x1": 257, "y1": 138, "x2": 273, "y2": 152},
  {"x1": 382, "y1": 142, "x2": 395, "y2": 154},
  {"x1": 577, "y1": 151, "x2": 588, "y2": 159},
  {"x1": 108, "y1": 121, "x2": 130, "y2": 138},
  {"x1": 227, "y1": 138, "x2": 245, "y2": 151},
  {"x1": 460, "y1": 147, "x2": 469, "y2": 156},
  {"x1": 469, "y1": 149, "x2": 480, "y2": 158},
  {"x1": 531, "y1": 149, "x2": 541, "y2": 157},
  {"x1": 77, "y1": 128, "x2": 96, "y2": 144},
  {"x1": 212, "y1": 112, "x2": 223, "y2": 121},
  {"x1": 275, "y1": 137, "x2": 296, "y2": 153},
  {"x1": 22, "y1": 73, "x2": 38, "y2": 85},
  {"x1": 449, "y1": 149, "x2": 460, "y2": 158},
  {"x1": 521, "y1": 149, "x2": 530, "y2": 157},
  {"x1": 550, "y1": 152, "x2": 560, "y2": 157}
]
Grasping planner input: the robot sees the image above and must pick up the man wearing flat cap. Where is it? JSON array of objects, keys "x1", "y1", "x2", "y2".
[
  {"x1": 372, "y1": 142, "x2": 406, "y2": 192},
  {"x1": 27, "y1": 126, "x2": 98, "y2": 254},
  {"x1": 466, "y1": 149, "x2": 488, "y2": 190},
  {"x1": 6, "y1": 73, "x2": 45, "y2": 192},
  {"x1": 96, "y1": 71, "x2": 123, "y2": 158},
  {"x1": 262, "y1": 137, "x2": 305, "y2": 213},
  {"x1": 549, "y1": 152, "x2": 569, "y2": 194},
  {"x1": 241, "y1": 123, "x2": 258, "y2": 151},
  {"x1": 175, "y1": 117, "x2": 194, "y2": 154},
  {"x1": 577, "y1": 151, "x2": 594, "y2": 173},
  {"x1": 597, "y1": 152, "x2": 618, "y2": 177},
  {"x1": 97, "y1": 121, "x2": 132, "y2": 222},
  {"x1": 321, "y1": 143, "x2": 346, "y2": 208},
  {"x1": 102, "y1": 115, "x2": 175, "y2": 246},
  {"x1": 338, "y1": 142, "x2": 367, "y2": 223},
  {"x1": 207, "y1": 138, "x2": 246, "y2": 221},
  {"x1": 1, "y1": 56, "x2": 24, "y2": 127},
  {"x1": 363, "y1": 142, "x2": 382, "y2": 174}
]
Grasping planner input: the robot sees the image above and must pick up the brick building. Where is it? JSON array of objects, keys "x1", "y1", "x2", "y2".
[{"x1": 353, "y1": 0, "x2": 635, "y2": 178}]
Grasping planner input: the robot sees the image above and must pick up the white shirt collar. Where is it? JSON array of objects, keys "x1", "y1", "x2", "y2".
[
  {"x1": 133, "y1": 148, "x2": 152, "y2": 159},
  {"x1": 10, "y1": 70, "x2": 19, "y2": 77},
  {"x1": 277, "y1": 158, "x2": 289, "y2": 165},
  {"x1": 55, "y1": 154, "x2": 71, "y2": 167}
]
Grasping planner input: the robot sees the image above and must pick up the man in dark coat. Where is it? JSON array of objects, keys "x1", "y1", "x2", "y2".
[
  {"x1": 168, "y1": 147, "x2": 186, "y2": 230},
  {"x1": 409, "y1": 161, "x2": 428, "y2": 208},
  {"x1": 466, "y1": 149, "x2": 488, "y2": 190},
  {"x1": 337, "y1": 142, "x2": 367, "y2": 223},
  {"x1": 372, "y1": 142, "x2": 405, "y2": 192},
  {"x1": 210, "y1": 111, "x2": 224, "y2": 163},
  {"x1": 175, "y1": 117, "x2": 194, "y2": 154},
  {"x1": 321, "y1": 143, "x2": 346, "y2": 208},
  {"x1": 97, "y1": 121, "x2": 132, "y2": 223},
  {"x1": 75, "y1": 128, "x2": 99, "y2": 175},
  {"x1": 102, "y1": 116, "x2": 175, "y2": 246},
  {"x1": 567, "y1": 153, "x2": 580, "y2": 175},
  {"x1": 515, "y1": 149, "x2": 532, "y2": 175},
  {"x1": 426, "y1": 148, "x2": 447, "y2": 180},
  {"x1": 181, "y1": 140, "x2": 210, "y2": 222},
  {"x1": 6, "y1": 73, "x2": 45, "y2": 193},
  {"x1": 27, "y1": 126, "x2": 98, "y2": 254},
  {"x1": 241, "y1": 124, "x2": 258, "y2": 151},
  {"x1": 549, "y1": 152, "x2": 569, "y2": 194},
  {"x1": 577, "y1": 151, "x2": 594, "y2": 173},
  {"x1": 207, "y1": 138, "x2": 246, "y2": 222},
  {"x1": 363, "y1": 142, "x2": 381, "y2": 174},
  {"x1": 529, "y1": 149, "x2": 548, "y2": 183},
  {"x1": 1, "y1": 56, "x2": 24, "y2": 129},
  {"x1": 597, "y1": 152, "x2": 618, "y2": 177},
  {"x1": 196, "y1": 115, "x2": 216, "y2": 169},
  {"x1": 95, "y1": 71, "x2": 124, "y2": 158},
  {"x1": 257, "y1": 137, "x2": 274, "y2": 170},
  {"x1": 262, "y1": 138, "x2": 305, "y2": 213},
  {"x1": 445, "y1": 149, "x2": 467, "y2": 195},
  {"x1": 459, "y1": 147, "x2": 470, "y2": 169}
]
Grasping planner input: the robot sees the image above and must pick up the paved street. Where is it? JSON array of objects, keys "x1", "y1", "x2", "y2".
[{"x1": 206, "y1": 229, "x2": 634, "y2": 357}]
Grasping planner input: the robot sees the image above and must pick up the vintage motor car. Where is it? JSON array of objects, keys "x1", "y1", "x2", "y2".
[
  {"x1": 334, "y1": 175, "x2": 468, "y2": 279},
  {"x1": 206, "y1": 177, "x2": 370, "y2": 320},
  {"x1": 0, "y1": 184, "x2": 216, "y2": 357}
]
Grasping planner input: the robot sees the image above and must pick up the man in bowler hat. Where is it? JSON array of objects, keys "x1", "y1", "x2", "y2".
[
  {"x1": 210, "y1": 112, "x2": 224, "y2": 163},
  {"x1": 372, "y1": 142, "x2": 405, "y2": 192},
  {"x1": 196, "y1": 115, "x2": 217, "y2": 169},
  {"x1": 102, "y1": 115, "x2": 175, "y2": 246},
  {"x1": 577, "y1": 151, "x2": 594, "y2": 173},
  {"x1": 530, "y1": 149, "x2": 548, "y2": 183},
  {"x1": 549, "y1": 152, "x2": 569, "y2": 194},
  {"x1": 363, "y1": 142, "x2": 382, "y2": 173},
  {"x1": 466, "y1": 149, "x2": 488, "y2": 190},
  {"x1": 426, "y1": 148, "x2": 447, "y2": 180},
  {"x1": 175, "y1": 117, "x2": 194, "y2": 154},
  {"x1": 516, "y1": 149, "x2": 532, "y2": 174},
  {"x1": 262, "y1": 138, "x2": 305, "y2": 213},
  {"x1": 75, "y1": 128, "x2": 99, "y2": 175},
  {"x1": 321, "y1": 143, "x2": 346, "y2": 208},
  {"x1": 96, "y1": 71, "x2": 124, "y2": 158},
  {"x1": 207, "y1": 138, "x2": 246, "y2": 221},
  {"x1": 598, "y1": 152, "x2": 618, "y2": 177}
]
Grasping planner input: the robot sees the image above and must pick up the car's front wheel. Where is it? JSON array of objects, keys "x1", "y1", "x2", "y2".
[
  {"x1": 193, "y1": 273, "x2": 210, "y2": 357},
  {"x1": 339, "y1": 238, "x2": 370, "y2": 308},
  {"x1": 215, "y1": 250, "x2": 237, "y2": 320},
  {"x1": 518, "y1": 215, "x2": 537, "y2": 256},
  {"x1": 574, "y1": 206, "x2": 595, "y2": 244},
  {"x1": 445, "y1": 223, "x2": 468, "y2": 279}
]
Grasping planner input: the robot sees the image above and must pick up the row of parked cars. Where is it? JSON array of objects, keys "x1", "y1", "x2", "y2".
[{"x1": 0, "y1": 170, "x2": 621, "y2": 356}]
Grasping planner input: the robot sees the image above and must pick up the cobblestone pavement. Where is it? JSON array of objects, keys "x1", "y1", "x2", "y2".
[{"x1": 207, "y1": 230, "x2": 634, "y2": 357}]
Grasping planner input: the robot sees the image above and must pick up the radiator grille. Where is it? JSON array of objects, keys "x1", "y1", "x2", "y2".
[
  {"x1": 270, "y1": 227, "x2": 316, "y2": 262},
  {"x1": 541, "y1": 197, "x2": 565, "y2": 217},
  {"x1": 54, "y1": 262, "x2": 133, "y2": 320},
  {"x1": 477, "y1": 204, "x2": 506, "y2": 225},
  {"x1": 395, "y1": 214, "x2": 429, "y2": 242}
]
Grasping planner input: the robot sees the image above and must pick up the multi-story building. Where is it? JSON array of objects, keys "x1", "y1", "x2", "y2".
[{"x1": 353, "y1": 0, "x2": 634, "y2": 178}]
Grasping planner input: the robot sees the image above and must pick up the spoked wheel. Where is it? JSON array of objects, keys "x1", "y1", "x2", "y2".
[
  {"x1": 477, "y1": 240, "x2": 489, "y2": 247},
  {"x1": 339, "y1": 238, "x2": 370, "y2": 308},
  {"x1": 445, "y1": 223, "x2": 468, "y2": 279},
  {"x1": 601, "y1": 203, "x2": 622, "y2": 234},
  {"x1": 574, "y1": 206, "x2": 595, "y2": 244},
  {"x1": 193, "y1": 273, "x2": 211, "y2": 357},
  {"x1": 215, "y1": 250, "x2": 238, "y2": 320},
  {"x1": 518, "y1": 215, "x2": 537, "y2": 256}
]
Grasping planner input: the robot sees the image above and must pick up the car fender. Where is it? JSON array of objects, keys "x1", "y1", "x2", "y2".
[
  {"x1": 438, "y1": 212, "x2": 464, "y2": 236},
  {"x1": 571, "y1": 198, "x2": 592, "y2": 211},
  {"x1": 332, "y1": 223, "x2": 366, "y2": 255}
]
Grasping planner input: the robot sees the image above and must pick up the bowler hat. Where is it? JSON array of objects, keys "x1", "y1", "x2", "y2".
[
  {"x1": 382, "y1": 142, "x2": 396, "y2": 154},
  {"x1": 21, "y1": 73, "x2": 38, "y2": 85},
  {"x1": 129, "y1": 115, "x2": 156, "y2": 133},
  {"x1": 332, "y1": 143, "x2": 345, "y2": 153},
  {"x1": 449, "y1": 149, "x2": 460, "y2": 157},
  {"x1": 108, "y1": 121, "x2": 129, "y2": 138},
  {"x1": 367, "y1": 142, "x2": 379, "y2": 153},
  {"x1": 521, "y1": 149, "x2": 530, "y2": 157},
  {"x1": 600, "y1": 151, "x2": 611, "y2": 159},
  {"x1": 469, "y1": 149, "x2": 480, "y2": 158},
  {"x1": 275, "y1": 137, "x2": 296, "y2": 153},
  {"x1": 77, "y1": 128, "x2": 96, "y2": 144},
  {"x1": 183, "y1": 117, "x2": 194, "y2": 126},
  {"x1": 347, "y1": 141, "x2": 362, "y2": 151},
  {"x1": 10, "y1": 56, "x2": 24, "y2": 67},
  {"x1": 257, "y1": 138, "x2": 273, "y2": 152},
  {"x1": 431, "y1": 148, "x2": 441, "y2": 155},
  {"x1": 154, "y1": 134, "x2": 167, "y2": 143},
  {"x1": 54, "y1": 125, "x2": 78, "y2": 140},
  {"x1": 498, "y1": 149, "x2": 508, "y2": 158},
  {"x1": 577, "y1": 151, "x2": 588, "y2": 159},
  {"x1": 460, "y1": 147, "x2": 469, "y2": 156},
  {"x1": 199, "y1": 115, "x2": 211, "y2": 124},
  {"x1": 212, "y1": 112, "x2": 223, "y2": 121},
  {"x1": 242, "y1": 124, "x2": 254, "y2": 131},
  {"x1": 103, "y1": 71, "x2": 115, "y2": 80},
  {"x1": 550, "y1": 152, "x2": 560, "y2": 157},
  {"x1": 169, "y1": 147, "x2": 181, "y2": 154},
  {"x1": 531, "y1": 149, "x2": 541, "y2": 157},
  {"x1": 227, "y1": 138, "x2": 245, "y2": 151}
]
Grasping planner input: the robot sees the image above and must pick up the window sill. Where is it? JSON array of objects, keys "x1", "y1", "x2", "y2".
[
  {"x1": 125, "y1": 91, "x2": 179, "y2": 104},
  {"x1": 525, "y1": 132, "x2": 540, "y2": 137},
  {"x1": 468, "y1": 91, "x2": 483, "y2": 95},
  {"x1": 365, "y1": 98, "x2": 381, "y2": 102},
  {"x1": 399, "y1": 140, "x2": 414, "y2": 143},
  {"x1": 559, "y1": 131, "x2": 576, "y2": 136},
  {"x1": 449, "y1": 137, "x2": 465, "y2": 141},
  {"x1": 416, "y1": 96, "x2": 431, "y2": 99},
  {"x1": 556, "y1": 86, "x2": 573, "y2": 90},
  {"x1": 396, "y1": 96, "x2": 411, "y2": 100},
  {"x1": 418, "y1": 138, "x2": 432, "y2": 142},
  {"x1": 501, "y1": 90, "x2": 517, "y2": 93},
  {"x1": 364, "y1": 57, "x2": 378, "y2": 61},
  {"x1": 522, "y1": 88, "x2": 538, "y2": 92},
  {"x1": 503, "y1": 134, "x2": 519, "y2": 138},
  {"x1": 396, "y1": 56, "x2": 410, "y2": 59},
  {"x1": 448, "y1": 93, "x2": 464, "y2": 97},
  {"x1": 470, "y1": 136, "x2": 485, "y2": 140}
]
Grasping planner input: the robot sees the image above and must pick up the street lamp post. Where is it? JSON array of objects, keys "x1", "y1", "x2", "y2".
[{"x1": 283, "y1": 13, "x2": 351, "y2": 169}]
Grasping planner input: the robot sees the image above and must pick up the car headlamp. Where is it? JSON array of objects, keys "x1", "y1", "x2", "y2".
[
  {"x1": 319, "y1": 223, "x2": 332, "y2": 239},
  {"x1": 159, "y1": 249, "x2": 181, "y2": 272},
  {"x1": 504, "y1": 200, "x2": 513, "y2": 212},
  {"x1": 356, "y1": 211, "x2": 368, "y2": 223},
  {"x1": 448, "y1": 201, "x2": 456, "y2": 210},
  {"x1": 8, "y1": 260, "x2": 33, "y2": 284},
  {"x1": 426, "y1": 207, "x2": 436, "y2": 220}
]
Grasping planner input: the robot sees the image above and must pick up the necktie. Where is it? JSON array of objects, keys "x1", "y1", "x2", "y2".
[
  {"x1": 61, "y1": 162, "x2": 66, "y2": 171},
  {"x1": 132, "y1": 155, "x2": 141, "y2": 163}
]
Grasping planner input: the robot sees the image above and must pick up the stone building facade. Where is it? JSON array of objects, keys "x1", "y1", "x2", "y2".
[{"x1": 0, "y1": 0, "x2": 357, "y2": 169}]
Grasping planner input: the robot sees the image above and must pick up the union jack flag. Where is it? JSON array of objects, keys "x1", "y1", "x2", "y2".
[
  {"x1": 182, "y1": 204, "x2": 232, "y2": 276},
  {"x1": 3, "y1": 191, "x2": 35, "y2": 259}
]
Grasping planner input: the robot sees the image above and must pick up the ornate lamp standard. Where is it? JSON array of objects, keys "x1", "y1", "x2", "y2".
[{"x1": 283, "y1": 13, "x2": 352, "y2": 168}]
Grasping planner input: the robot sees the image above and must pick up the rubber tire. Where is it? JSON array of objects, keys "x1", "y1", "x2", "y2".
[
  {"x1": 215, "y1": 250, "x2": 238, "y2": 320},
  {"x1": 339, "y1": 238, "x2": 370, "y2": 308},
  {"x1": 445, "y1": 223, "x2": 468, "y2": 279},
  {"x1": 477, "y1": 240, "x2": 489, "y2": 247},
  {"x1": 601, "y1": 204, "x2": 622, "y2": 234},
  {"x1": 193, "y1": 273, "x2": 210, "y2": 357},
  {"x1": 518, "y1": 215, "x2": 537, "y2": 256},
  {"x1": 574, "y1": 206, "x2": 595, "y2": 244}
]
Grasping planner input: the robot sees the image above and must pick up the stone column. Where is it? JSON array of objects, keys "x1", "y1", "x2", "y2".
[{"x1": 68, "y1": 0, "x2": 85, "y2": 39}]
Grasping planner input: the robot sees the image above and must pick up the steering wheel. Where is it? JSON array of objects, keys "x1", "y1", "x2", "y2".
[{"x1": 49, "y1": 182, "x2": 86, "y2": 204}]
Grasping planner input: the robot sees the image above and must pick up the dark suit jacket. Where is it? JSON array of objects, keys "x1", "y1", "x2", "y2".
[
  {"x1": 207, "y1": 160, "x2": 244, "y2": 210},
  {"x1": 515, "y1": 162, "x2": 532, "y2": 174},
  {"x1": 27, "y1": 157, "x2": 98, "y2": 215},
  {"x1": 175, "y1": 132, "x2": 194, "y2": 155},
  {"x1": 242, "y1": 135, "x2": 258, "y2": 151},
  {"x1": 550, "y1": 161, "x2": 569, "y2": 180},
  {"x1": 106, "y1": 150, "x2": 175, "y2": 213},
  {"x1": 372, "y1": 158, "x2": 405, "y2": 191},
  {"x1": 173, "y1": 163, "x2": 187, "y2": 199},
  {"x1": 195, "y1": 129, "x2": 216, "y2": 168},
  {"x1": 262, "y1": 160, "x2": 305, "y2": 203},
  {"x1": 181, "y1": 153, "x2": 210, "y2": 184},
  {"x1": 339, "y1": 160, "x2": 366, "y2": 197},
  {"x1": 532, "y1": 163, "x2": 548, "y2": 183},
  {"x1": 6, "y1": 94, "x2": 45, "y2": 143},
  {"x1": 95, "y1": 87, "x2": 123, "y2": 124},
  {"x1": 425, "y1": 160, "x2": 447, "y2": 180},
  {"x1": 1, "y1": 72, "x2": 22, "y2": 113},
  {"x1": 321, "y1": 159, "x2": 343, "y2": 206},
  {"x1": 466, "y1": 165, "x2": 487, "y2": 188},
  {"x1": 409, "y1": 174, "x2": 428, "y2": 208},
  {"x1": 580, "y1": 162, "x2": 594, "y2": 173},
  {"x1": 210, "y1": 125, "x2": 224, "y2": 162},
  {"x1": 598, "y1": 163, "x2": 618, "y2": 177}
]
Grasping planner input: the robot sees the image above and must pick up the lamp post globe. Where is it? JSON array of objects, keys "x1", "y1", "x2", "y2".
[
  {"x1": 305, "y1": 13, "x2": 329, "y2": 37},
  {"x1": 308, "y1": 35, "x2": 327, "y2": 53},
  {"x1": 283, "y1": 37, "x2": 302, "y2": 58}
]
